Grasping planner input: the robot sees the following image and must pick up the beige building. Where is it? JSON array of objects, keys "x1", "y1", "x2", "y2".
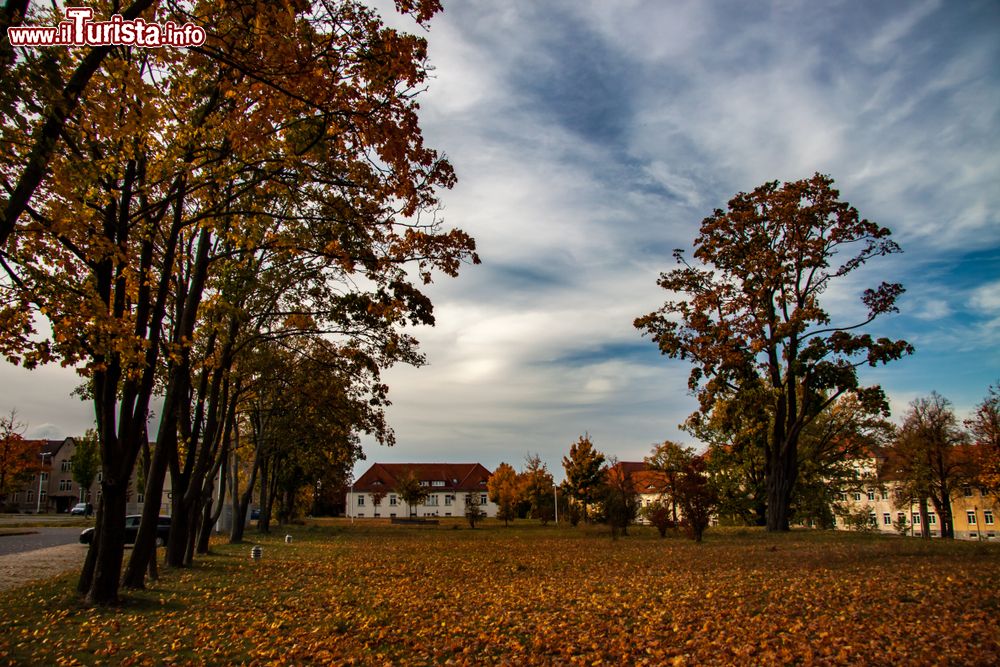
[
  {"x1": 832, "y1": 455, "x2": 998, "y2": 540},
  {"x1": 7, "y1": 437, "x2": 171, "y2": 516}
]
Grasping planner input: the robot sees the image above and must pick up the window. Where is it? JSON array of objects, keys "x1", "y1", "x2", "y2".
[
  {"x1": 883, "y1": 513, "x2": 891, "y2": 525},
  {"x1": 444, "y1": 495, "x2": 454, "y2": 506},
  {"x1": 897, "y1": 512, "x2": 905, "y2": 524},
  {"x1": 137, "y1": 493, "x2": 144, "y2": 504},
  {"x1": 853, "y1": 492, "x2": 861, "y2": 501},
  {"x1": 928, "y1": 514, "x2": 937, "y2": 525},
  {"x1": 425, "y1": 495, "x2": 438, "y2": 506},
  {"x1": 39, "y1": 472, "x2": 48, "y2": 482},
  {"x1": 838, "y1": 493, "x2": 847, "y2": 501},
  {"x1": 357, "y1": 495, "x2": 365, "y2": 506},
  {"x1": 881, "y1": 490, "x2": 889, "y2": 500},
  {"x1": 867, "y1": 490, "x2": 875, "y2": 502},
  {"x1": 419, "y1": 481, "x2": 429, "y2": 487},
  {"x1": 868, "y1": 512, "x2": 877, "y2": 525},
  {"x1": 912, "y1": 513, "x2": 920, "y2": 525},
  {"x1": 389, "y1": 495, "x2": 397, "y2": 506},
  {"x1": 967, "y1": 511, "x2": 977, "y2": 525},
  {"x1": 61, "y1": 460, "x2": 71, "y2": 472},
  {"x1": 984, "y1": 510, "x2": 994, "y2": 525},
  {"x1": 962, "y1": 485, "x2": 973, "y2": 497},
  {"x1": 26, "y1": 491, "x2": 34, "y2": 503},
  {"x1": 432, "y1": 480, "x2": 445, "y2": 487},
  {"x1": 480, "y1": 494, "x2": 487, "y2": 505}
]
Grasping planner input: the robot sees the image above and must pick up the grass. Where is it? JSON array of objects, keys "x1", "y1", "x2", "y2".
[{"x1": 1, "y1": 521, "x2": 998, "y2": 665}]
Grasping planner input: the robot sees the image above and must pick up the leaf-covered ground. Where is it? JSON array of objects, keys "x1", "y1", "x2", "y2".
[{"x1": 1, "y1": 522, "x2": 998, "y2": 665}]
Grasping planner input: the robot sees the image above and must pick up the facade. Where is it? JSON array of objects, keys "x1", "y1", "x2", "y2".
[
  {"x1": 6, "y1": 437, "x2": 171, "y2": 516},
  {"x1": 831, "y1": 454, "x2": 998, "y2": 541},
  {"x1": 347, "y1": 463, "x2": 498, "y2": 519}
]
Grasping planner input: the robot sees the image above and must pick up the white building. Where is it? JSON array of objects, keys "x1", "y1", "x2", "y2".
[{"x1": 347, "y1": 463, "x2": 497, "y2": 519}]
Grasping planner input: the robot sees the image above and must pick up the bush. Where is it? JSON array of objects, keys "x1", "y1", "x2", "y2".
[{"x1": 643, "y1": 501, "x2": 675, "y2": 537}]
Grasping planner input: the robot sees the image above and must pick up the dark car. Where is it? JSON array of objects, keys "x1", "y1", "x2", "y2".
[{"x1": 79, "y1": 515, "x2": 171, "y2": 546}]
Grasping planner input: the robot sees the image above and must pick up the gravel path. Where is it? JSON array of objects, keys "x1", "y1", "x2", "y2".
[{"x1": 0, "y1": 543, "x2": 87, "y2": 592}]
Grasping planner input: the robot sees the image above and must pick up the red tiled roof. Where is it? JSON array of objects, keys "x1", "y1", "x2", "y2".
[
  {"x1": 607, "y1": 461, "x2": 670, "y2": 493},
  {"x1": 352, "y1": 463, "x2": 492, "y2": 493}
]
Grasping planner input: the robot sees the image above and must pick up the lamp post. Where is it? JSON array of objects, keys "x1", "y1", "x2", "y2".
[{"x1": 35, "y1": 452, "x2": 48, "y2": 514}]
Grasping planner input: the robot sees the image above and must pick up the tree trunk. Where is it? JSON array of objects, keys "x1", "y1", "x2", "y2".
[
  {"x1": 918, "y1": 498, "x2": 930, "y2": 539},
  {"x1": 766, "y1": 437, "x2": 797, "y2": 532},
  {"x1": 85, "y1": 475, "x2": 129, "y2": 605},
  {"x1": 123, "y1": 395, "x2": 178, "y2": 588}
]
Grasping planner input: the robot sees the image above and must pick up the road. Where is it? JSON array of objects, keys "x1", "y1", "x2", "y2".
[{"x1": 0, "y1": 527, "x2": 84, "y2": 556}]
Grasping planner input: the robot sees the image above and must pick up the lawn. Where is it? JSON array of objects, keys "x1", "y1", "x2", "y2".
[{"x1": 1, "y1": 521, "x2": 998, "y2": 665}]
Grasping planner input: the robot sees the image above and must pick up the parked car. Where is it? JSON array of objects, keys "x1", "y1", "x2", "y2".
[
  {"x1": 79, "y1": 515, "x2": 171, "y2": 546},
  {"x1": 69, "y1": 503, "x2": 90, "y2": 516}
]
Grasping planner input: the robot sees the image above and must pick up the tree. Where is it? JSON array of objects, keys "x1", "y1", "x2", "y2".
[
  {"x1": 966, "y1": 383, "x2": 1000, "y2": 500},
  {"x1": 645, "y1": 440, "x2": 693, "y2": 528},
  {"x1": 2, "y1": 1, "x2": 476, "y2": 604},
  {"x1": 643, "y1": 500, "x2": 675, "y2": 538},
  {"x1": 487, "y1": 462, "x2": 519, "y2": 527},
  {"x1": 561, "y1": 434, "x2": 605, "y2": 523},
  {"x1": 519, "y1": 454, "x2": 555, "y2": 524},
  {"x1": 464, "y1": 490, "x2": 485, "y2": 528},
  {"x1": 70, "y1": 430, "x2": 100, "y2": 505},
  {"x1": 685, "y1": 389, "x2": 769, "y2": 526},
  {"x1": 0, "y1": 409, "x2": 36, "y2": 505},
  {"x1": 674, "y1": 455, "x2": 717, "y2": 542},
  {"x1": 794, "y1": 394, "x2": 895, "y2": 529},
  {"x1": 395, "y1": 469, "x2": 429, "y2": 517},
  {"x1": 887, "y1": 393, "x2": 970, "y2": 539},
  {"x1": 635, "y1": 173, "x2": 912, "y2": 532},
  {"x1": 600, "y1": 459, "x2": 640, "y2": 538}
]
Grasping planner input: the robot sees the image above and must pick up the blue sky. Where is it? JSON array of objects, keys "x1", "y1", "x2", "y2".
[{"x1": 3, "y1": 0, "x2": 998, "y2": 483}]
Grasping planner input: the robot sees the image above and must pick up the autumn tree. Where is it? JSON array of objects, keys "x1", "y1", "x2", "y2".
[
  {"x1": 643, "y1": 501, "x2": 674, "y2": 537},
  {"x1": 70, "y1": 430, "x2": 100, "y2": 505},
  {"x1": 519, "y1": 454, "x2": 555, "y2": 524},
  {"x1": 2, "y1": 1, "x2": 476, "y2": 604},
  {"x1": 600, "y1": 459, "x2": 640, "y2": 538},
  {"x1": 684, "y1": 384, "x2": 769, "y2": 526},
  {"x1": 966, "y1": 383, "x2": 1000, "y2": 500},
  {"x1": 793, "y1": 394, "x2": 894, "y2": 528},
  {"x1": 395, "y1": 469, "x2": 429, "y2": 517},
  {"x1": 635, "y1": 174, "x2": 912, "y2": 532},
  {"x1": 674, "y1": 455, "x2": 717, "y2": 542},
  {"x1": 0, "y1": 409, "x2": 36, "y2": 505},
  {"x1": 487, "y1": 462, "x2": 519, "y2": 526},
  {"x1": 464, "y1": 490, "x2": 485, "y2": 528},
  {"x1": 887, "y1": 393, "x2": 970, "y2": 539},
  {"x1": 645, "y1": 440, "x2": 693, "y2": 528},
  {"x1": 561, "y1": 434, "x2": 605, "y2": 523}
]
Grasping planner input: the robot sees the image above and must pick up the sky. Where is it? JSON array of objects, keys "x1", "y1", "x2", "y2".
[{"x1": 3, "y1": 0, "x2": 999, "y2": 483}]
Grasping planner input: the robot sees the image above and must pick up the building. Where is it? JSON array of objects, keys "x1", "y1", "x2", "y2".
[
  {"x1": 831, "y1": 453, "x2": 998, "y2": 540},
  {"x1": 5, "y1": 437, "x2": 171, "y2": 516},
  {"x1": 346, "y1": 463, "x2": 497, "y2": 519}
]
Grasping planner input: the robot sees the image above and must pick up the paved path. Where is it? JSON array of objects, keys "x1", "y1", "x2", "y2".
[{"x1": 0, "y1": 543, "x2": 86, "y2": 592}]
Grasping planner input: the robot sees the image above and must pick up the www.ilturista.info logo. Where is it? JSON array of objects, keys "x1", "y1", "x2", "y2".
[{"x1": 7, "y1": 7, "x2": 206, "y2": 48}]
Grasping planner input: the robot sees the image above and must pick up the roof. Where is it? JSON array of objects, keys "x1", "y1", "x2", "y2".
[
  {"x1": 352, "y1": 463, "x2": 492, "y2": 493},
  {"x1": 607, "y1": 461, "x2": 670, "y2": 494},
  {"x1": 21, "y1": 439, "x2": 69, "y2": 462}
]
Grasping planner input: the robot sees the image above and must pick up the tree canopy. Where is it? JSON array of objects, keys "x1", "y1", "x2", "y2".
[{"x1": 636, "y1": 174, "x2": 912, "y2": 531}]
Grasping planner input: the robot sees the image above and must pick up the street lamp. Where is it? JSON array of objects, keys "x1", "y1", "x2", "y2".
[{"x1": 36, "y1": 452, "x2": 48, "y2": 514}]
